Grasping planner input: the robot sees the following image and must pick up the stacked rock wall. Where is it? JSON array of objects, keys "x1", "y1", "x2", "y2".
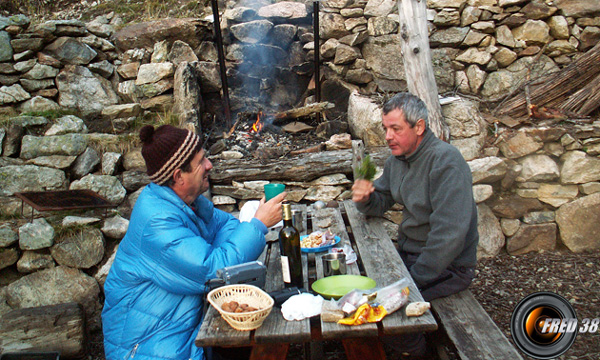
[
  {"x1": 312, "y1": 0, "x2": 600, "y2": 101},
  {"x1": 1, "y1": 1, "x2": 600, "y2": 345}
]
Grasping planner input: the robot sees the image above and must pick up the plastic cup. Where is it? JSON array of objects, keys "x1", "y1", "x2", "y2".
[{"x1": 264, "y1": 183, "x2": 285, "y2": 201}]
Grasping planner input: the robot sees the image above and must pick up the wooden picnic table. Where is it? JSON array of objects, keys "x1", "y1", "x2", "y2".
[{"x1": 196, "y1": 200, "x2": 437, "y2": 360}]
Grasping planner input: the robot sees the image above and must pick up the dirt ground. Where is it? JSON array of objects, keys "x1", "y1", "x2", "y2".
[
  {"x1": 88, "y1": 249, "x2": 600, "y2": 360},
  {"x1": 470, "y1": 251, "x2": 600, "y2": 360}
]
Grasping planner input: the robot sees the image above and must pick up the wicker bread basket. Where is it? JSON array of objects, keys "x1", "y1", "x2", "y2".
[{"x1": 207, "y1": 284, "x2": 274, "y2": 331}]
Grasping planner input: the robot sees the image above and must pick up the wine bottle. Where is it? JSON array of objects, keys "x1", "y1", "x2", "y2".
[{"x1": 279, "y1": 201, "x2": 303, "y2": 289}]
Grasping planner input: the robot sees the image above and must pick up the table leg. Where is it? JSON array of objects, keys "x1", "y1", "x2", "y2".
[
  {"x1": 250, "y1": 343, "x2": 289, "y2": 360},
  {"x1": 342, "y1": 337, "x2": 387, "y2": 360}
]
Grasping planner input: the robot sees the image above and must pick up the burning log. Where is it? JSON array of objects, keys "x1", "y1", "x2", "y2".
[{"x1": 273, "y1": 102, "x2": 335, "y2": 122}]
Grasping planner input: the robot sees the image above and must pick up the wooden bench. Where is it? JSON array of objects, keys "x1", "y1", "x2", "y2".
[
  {"x1": 0, "y1": 302, "x2": 86, "y2": 357},
  {"x1": 431, "y1": 290, "x2": 524, "y2": 360}
]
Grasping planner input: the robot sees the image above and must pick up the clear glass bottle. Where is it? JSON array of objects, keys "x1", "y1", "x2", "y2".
[{"x1": 279, "y1": 201, "x2": 303, "y2": 288}]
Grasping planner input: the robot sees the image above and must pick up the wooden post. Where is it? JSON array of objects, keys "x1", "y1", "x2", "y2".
[
  {"x1": 351, "y1": 140, "x2": 365, "y2": 181},
  {"x1": 398, "y1": 0, "x2": 450, "y2": 142}
]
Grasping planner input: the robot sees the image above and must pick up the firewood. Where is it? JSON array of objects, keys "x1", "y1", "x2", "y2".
[
  {"x1": 272, "y1": 102, "x2": 334, "y2": 122},
  {"x1": 289, "y1": 143, "x2": 324, "y2": 156}
]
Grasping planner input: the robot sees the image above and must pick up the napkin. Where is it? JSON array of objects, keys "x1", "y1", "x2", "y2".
[
  {"x1": 281, "y1": 293, "x2": 324, "y2": 321},
  {"x1": 238, "y1": 200, "x2": 283, "y2": 229},
  {"x1": 330, "y1": 245, "x2": 357, "y2": 264}
]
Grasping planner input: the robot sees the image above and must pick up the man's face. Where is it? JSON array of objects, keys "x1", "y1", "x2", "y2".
[
  {"x1": 179, "y1": 149, "x2": 213, "y2": 200},
  {"x1": 382, "y1": 109, "x2": 425, "y2": 157}
]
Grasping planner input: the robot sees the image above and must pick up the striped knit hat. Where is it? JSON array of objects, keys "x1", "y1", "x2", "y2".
[{"x1": 139, "y1": 125, "x2": 201, "y2": 186}]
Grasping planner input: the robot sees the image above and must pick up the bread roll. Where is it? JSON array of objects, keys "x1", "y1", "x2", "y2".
[{"x1": 405, "y1": 302, "x2": 431, "y2": 317}]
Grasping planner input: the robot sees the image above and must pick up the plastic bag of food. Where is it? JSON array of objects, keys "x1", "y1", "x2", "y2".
[
  {"x1": 373, "y1": 278, "x2": 410, "y2": 315},
  {"x1": 336, "y1": 289, "x2": 375, "y2": 314},
  {"x1": 321, "y1": 299, "x2": 345, "y2": 322}
]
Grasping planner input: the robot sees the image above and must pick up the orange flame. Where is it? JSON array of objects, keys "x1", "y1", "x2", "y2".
[{"x1": 252, "y1": 112, "x2": 263, "y2": 133}]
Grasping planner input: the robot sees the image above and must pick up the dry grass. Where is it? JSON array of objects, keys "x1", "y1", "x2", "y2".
[
  {"x1": 87, "y1": 132, "x2": 140, "y2": 154},
  {"x1": 1, "y1": 0, "x2": 210, "y2": 24}
]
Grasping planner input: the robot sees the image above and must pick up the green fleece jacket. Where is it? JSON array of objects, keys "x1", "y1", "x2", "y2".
[{"x1": 356, "y1": 129, "x2": 479, "y2": 287}]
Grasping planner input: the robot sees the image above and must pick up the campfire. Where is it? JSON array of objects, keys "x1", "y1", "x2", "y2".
[
  {"x1": 251, "y1": 112, "x2": 264, "y2": 134},
  {"x1": 208, "y1": 102, "x2": 341, "y2": 161}
]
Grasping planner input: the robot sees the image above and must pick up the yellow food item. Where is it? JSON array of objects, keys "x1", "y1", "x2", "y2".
[{"x1": 337, "y1": 304, "x2": 387, "y2": 325}]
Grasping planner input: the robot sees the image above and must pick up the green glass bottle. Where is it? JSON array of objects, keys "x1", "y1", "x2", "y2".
[{"x1": 279, "y1": 201, "x2": 303, "y2": 289}]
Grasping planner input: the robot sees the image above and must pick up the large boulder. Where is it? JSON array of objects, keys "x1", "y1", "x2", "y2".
[
  {"x1": 476, "y1": 204, "x2": 505, "y2": 258},
  {"x1": 560, "y1": 151, "x2": 600, "y2": 184},
  {"x1": 43, "y1": 37, "x2": 97, "y2": 65},
  {"x1": 0, "y1": 165, "x2": 66, "y2": 196},
  {"x1": 51, "y1": 227, "x2": 105, "y2": 268},
  {"x1": 69, "y1": 174, "x2": 127, "y2": 205},
  {"x1": 554, "y1": 0, "x2": 600, "y2": 17},
  {"x1": 173, "y1": 62, "x2": 203, "y2": 126},
  {"x1": 481, "y1": 55, "x2": 559, "y2": 100},
  {"x1": 556, "y1": 193, "x2": 600, "y2": 252},
  {"x1": 4, "y1": 266, "x2": 102, "y2": 329},
  {"x1": 362, "y1": 35, "x2": 406, "y2": 91},
  {"x1": 0, "y1": 31, "x2": 13, "y2": 62},
  {"x1": 506, "y1": 223, "x2": 557, "y2": 255},
  {"x1": 19, "y1": 218, "x2": 55, "y2": 251},
  {"x1": 56, "y1": 65, "x2": 119, "y2": 116},
  {"x1": 347, "y1": 91, "x2": 386, "y2": 146},
  {"x1": 20, "y1": 134, "x2": 88, "y2": 160},
  {"x1": 113, "y1": 18, "x2": 212, "y2": 52}
]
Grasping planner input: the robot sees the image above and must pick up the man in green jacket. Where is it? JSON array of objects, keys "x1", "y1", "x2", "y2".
[{"x1": 352, "y1": 92, "x2": 478, "y2": 358}]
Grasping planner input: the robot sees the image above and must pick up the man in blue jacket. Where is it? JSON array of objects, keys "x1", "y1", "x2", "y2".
[
  {"x1": 352, "y1": 93, "x2": 478, "y2": 358},
  {"x1": 102, "y1": 125, "x2": 284, "y2": 360}
]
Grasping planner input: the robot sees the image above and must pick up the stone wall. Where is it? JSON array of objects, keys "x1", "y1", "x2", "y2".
[
  {"x1": 2, "y1": 1, "x2": 600, "y2": 120},
  {"x1": 1, "y1": 2, "x2": 600, "y2": 345},
  {"x1": 347, "y1": 93, "x2": 600, "y2": 259}
]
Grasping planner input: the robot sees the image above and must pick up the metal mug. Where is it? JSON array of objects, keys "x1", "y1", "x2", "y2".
[
  {"x1": 291, "y1": 210, "x2": 303, "y2": 232},
  {"x1": 322, "y1": 253, "x2": 346, "y2": 277}
]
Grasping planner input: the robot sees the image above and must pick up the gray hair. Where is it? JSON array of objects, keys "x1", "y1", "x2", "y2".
[{"x1": 382, "y1": 92, "x2": 429, "y2": 128}]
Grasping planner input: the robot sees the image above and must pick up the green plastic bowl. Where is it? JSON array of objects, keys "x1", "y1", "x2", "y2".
[{"x1": 311, "y1": 275, "x2": 376, "y2": 299}]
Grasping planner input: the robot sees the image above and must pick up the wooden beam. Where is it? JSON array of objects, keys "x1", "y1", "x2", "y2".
[
  {"x1": 0, "y1": 302, "x2": 86, "y2": 358},
  {"x1": 272, "y1": 102, "x2": 334, "y2": 122},
  {"x1": 398, "y1": 0, "x2": 449, "y2": 141},
  {"x1": 208, "y1": 147, "x2": 390, "y2": 184}
]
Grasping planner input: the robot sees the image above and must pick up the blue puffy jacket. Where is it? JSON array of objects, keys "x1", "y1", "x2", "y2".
[{"x1": 102, "y1": 183, "x2": 267, "y2": 360}]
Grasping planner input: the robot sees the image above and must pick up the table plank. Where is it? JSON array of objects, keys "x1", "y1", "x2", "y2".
[
  {"x1": 254, "y1": 205, "x2": 311, "y2": 344},
  {"x1": 311, "y1": 207, "x2": 360, "y2": 277},
  {"x1": 196, "y1": 221, "x2": 283, "y2": 348},
  {"x1": 342, "y1": 201, "x2": 437, "y2": 335},
  {"x1": 311, "y1": 206, "x2": 378, "y2": 339},
  {"x1": 195, "y1": 306, "x2": 252, "y2": 347}
]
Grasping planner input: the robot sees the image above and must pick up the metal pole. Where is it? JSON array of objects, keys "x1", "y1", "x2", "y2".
[
  {"x1": 313, "y1": 0, "x2": 321, "y2": 122},
  {"x1": 211, "y1": 0, "x2": 231, "y2": 126}
]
